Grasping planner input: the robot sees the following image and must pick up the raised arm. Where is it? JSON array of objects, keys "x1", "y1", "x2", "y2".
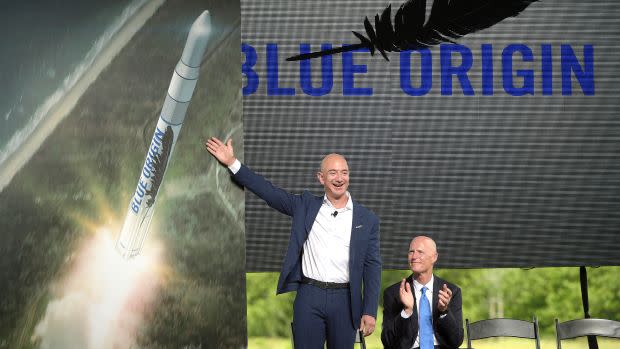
[{"x1": 205, "y1": 136, "x2": 300, "y2": 216}]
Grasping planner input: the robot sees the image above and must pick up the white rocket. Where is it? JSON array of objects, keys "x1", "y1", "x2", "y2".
[{"x1": 116, "y1": 11, "x2": 212, "y2": 259}]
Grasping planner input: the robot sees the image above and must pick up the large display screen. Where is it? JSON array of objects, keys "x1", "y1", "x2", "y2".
[{"x1": 241, "y1": 0, "x2": 620, "y2": 270}]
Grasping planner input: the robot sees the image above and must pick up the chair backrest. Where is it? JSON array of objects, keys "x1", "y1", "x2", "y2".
[
  {"x1": 466, "y1": 317, "x2": 540, "y2": 349},
  {"x1": 290, "y1": 323, "x2": 366, "y2": 349},
  {"x1": 555, "y1": 318, "x2": 620, "y2": 349}
]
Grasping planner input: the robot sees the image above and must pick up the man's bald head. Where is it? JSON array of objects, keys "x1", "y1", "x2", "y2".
[
  {"x1": 320, "y1": 153, "x2": 348, "y2": 172},
  {"x1": 411, "y1": 236, "x2": 437, "y2": 254},
  {"x1": 408, "y1": 235, "x2": 438, "y2": 277}
]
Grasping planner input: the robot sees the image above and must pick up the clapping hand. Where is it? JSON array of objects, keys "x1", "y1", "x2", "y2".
[
  {"x1": 399, "y1": 279, "x2": 414, "y2": 315},
  {"x1": 437, "y1": 284, "x2": 452, "y2": 313}
]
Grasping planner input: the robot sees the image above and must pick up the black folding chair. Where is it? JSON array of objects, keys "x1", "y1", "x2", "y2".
[
  {"x1": 466, "y1": 316, "x2": 541, "y2": 349},
  {"x1": 555, "y1": 318, "x2": 620, "y2": 349}
]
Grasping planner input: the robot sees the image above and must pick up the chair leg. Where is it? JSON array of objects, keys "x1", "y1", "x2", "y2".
[
  {"x1": 555, "y1": 319, "x2": 562, "y2": 349},
  {"x1": 466, "y1": 319, "x2": 472, "y2": 349},
  {"x1": 533, "y1": 316, "x2": 541, "y2": 349},
  {"x1": 358, "y1": 329, "x2": 366, "y2": 349}
]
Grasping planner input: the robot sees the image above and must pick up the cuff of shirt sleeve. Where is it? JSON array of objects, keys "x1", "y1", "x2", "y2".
[
  {"x1": 400, "y1": 309, "x2": 413, "y2": 319},
  {"x1": 228, "y1": 159, "x2": 241, "y2": 174}
]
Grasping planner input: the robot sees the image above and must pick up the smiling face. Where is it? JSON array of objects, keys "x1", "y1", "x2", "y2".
[
  {"x1": 408, "y1": 236, "x2": 438, "y2": 277},
  {"x1": 317, "y1": 154, "x2": 350, "y2": 203}
]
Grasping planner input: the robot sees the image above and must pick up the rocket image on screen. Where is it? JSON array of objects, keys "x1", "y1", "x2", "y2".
[{"x1": 116, "y1": 10, "x2": 211, "y2": 259}]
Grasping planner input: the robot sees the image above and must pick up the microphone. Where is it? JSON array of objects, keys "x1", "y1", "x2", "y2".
[{"x1": 331, "y1": 211, "x2": 338, "y2": 218}]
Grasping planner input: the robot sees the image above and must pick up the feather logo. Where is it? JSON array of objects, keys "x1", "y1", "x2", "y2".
[
  {"x1": 145, "y1": 126, "x2": 174, "y2": 208},
  {"x1": 287, "y1": 0, "x2": 539, "y2": 61}
]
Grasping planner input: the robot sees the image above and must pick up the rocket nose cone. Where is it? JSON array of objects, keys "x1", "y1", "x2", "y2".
[
  {"x1": 181, "y1": 10, "x2": 213, "y2": 67},
  {"x1": 192, "y1": 10, "x2": 212, "y2": 37}
]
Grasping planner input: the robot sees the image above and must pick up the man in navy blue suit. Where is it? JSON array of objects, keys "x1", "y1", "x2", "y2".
[{"x1": 206, "y1": 137, "x2": 381, "y2": 349}]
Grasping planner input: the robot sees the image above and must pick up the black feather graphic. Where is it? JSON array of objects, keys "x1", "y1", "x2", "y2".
[
  {"x1": 145, "y1": 126, "x2": 174, "y2": 207},
  {"x1": 286, "y1": 0, "x2": 538, "y2": 61}
]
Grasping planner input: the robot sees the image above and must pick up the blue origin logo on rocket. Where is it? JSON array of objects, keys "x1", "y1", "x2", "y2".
[{"x1": 116, "y1": 11, "x2": 212, "y2": 259}]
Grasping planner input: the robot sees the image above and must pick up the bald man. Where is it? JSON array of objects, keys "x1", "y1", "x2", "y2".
[
  {"x1": 206, "y1": 137, "x2": 381, "y2": 349},
  {"x1": 382, "y1": 236, "x2": 463, "y2": 349}
]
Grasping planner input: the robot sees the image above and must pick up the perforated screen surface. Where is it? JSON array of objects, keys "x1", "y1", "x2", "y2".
[{"x1": 240, "y1": 0, "x2": 620, "y2": 271}]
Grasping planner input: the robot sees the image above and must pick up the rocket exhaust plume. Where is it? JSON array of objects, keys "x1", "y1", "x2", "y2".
[{"x1": 116, "y1": 11, "x2": 211, "y2": 259}]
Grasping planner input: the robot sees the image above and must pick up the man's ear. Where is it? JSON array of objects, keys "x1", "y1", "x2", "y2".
[{"x1": 317, "y1": 171, "x2": 324, "y2": 185}]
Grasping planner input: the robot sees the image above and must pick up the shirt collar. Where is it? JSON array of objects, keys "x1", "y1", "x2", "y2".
[
  {"x1": 413, "y1": 275, "x2": 434, "y2": 294},
  {"x1": 323, "y1": 192, "x2": 353, "y2": 211}
]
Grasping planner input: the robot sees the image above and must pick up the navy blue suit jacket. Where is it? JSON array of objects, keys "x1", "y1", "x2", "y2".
[{"x1": 233, "y1": 164, "x2": 382, "y2": 324}]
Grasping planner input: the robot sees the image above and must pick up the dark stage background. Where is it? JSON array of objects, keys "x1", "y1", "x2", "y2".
[{"x1": 240, "y1": 0, "x2": 620, "y2": 270}]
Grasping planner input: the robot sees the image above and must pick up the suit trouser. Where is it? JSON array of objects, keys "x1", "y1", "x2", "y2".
[{"x1": 292, "y1": 283, "x2": 356, "y2": 349}]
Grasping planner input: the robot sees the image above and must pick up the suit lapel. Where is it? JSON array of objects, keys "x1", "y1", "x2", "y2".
[
  {"x1": 432, "y1": 275, "x2": 442, "y2": 319},
  {"x1": 407, "y1": 274, "x2": 418, "y2": 319},
  {"x1": 348, "y1": 201, "x2": 364, "y2": 271},
  {"x1": 304, "y1": 195, "x2": 322, "y2": 235},
  {"x1": 403, "y1": 274, "x2": 419, "y2": 349}
]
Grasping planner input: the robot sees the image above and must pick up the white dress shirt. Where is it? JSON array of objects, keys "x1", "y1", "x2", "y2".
[
  {"x1": 301, "y1": 193, "x2": 353, "y2": 283},
  {"x1": 401, "y1": 276, "x2": 439, "y2": 348},
  {"x1": 229, "y1": 159, "x2": 242, "y2": 173},
  {"x1": 228, "y1": 159, "x2": 353, "y2": 283}
]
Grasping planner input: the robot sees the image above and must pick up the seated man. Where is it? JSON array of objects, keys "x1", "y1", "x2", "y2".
[{"x1": 382, "y1": 236, "x2": 463, "y2": 349}]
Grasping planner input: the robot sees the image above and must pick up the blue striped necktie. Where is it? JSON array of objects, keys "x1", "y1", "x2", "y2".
[{"x1": 419, "y1": 286, "x2": 434, "y2": 349}]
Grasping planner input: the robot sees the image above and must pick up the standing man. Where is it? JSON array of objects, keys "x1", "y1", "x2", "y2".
[
  {"x1": 205, "y1": 137, "x2": 381, "y2": 349},
  {"x1": 382, "y1": 236, "x2": 463, "y2": 349}
]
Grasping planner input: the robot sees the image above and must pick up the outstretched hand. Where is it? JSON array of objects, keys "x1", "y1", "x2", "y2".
[{"x1": 205, "y1": 137, "x2": 236, "y2": 166}]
